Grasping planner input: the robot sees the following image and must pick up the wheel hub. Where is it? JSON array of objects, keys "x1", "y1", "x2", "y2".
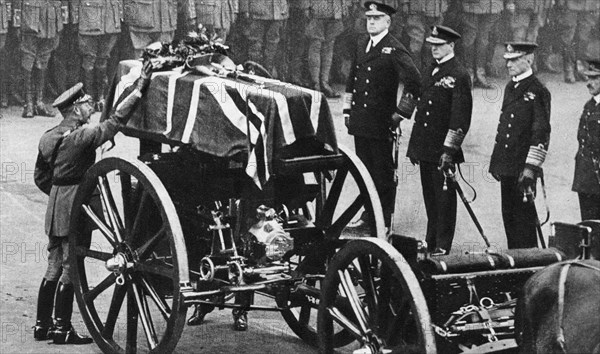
[
  {"x1": 105, "y1": 251, "x2": 133, "y2": 285},
  {"x1": 105, "y1": 253, "x2": 128, "y2": 274}
]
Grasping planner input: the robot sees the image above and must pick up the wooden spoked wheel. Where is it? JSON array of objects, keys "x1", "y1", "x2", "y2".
[
  {"x1": 69, "y1": 157, "x2": 189, "y2": 354},
  {"x1": 278, "y1": 145, "x2": 387, "y2": 347},
  {"x1": 318, "y1": 238, "x2": 437, "y2": 354}
]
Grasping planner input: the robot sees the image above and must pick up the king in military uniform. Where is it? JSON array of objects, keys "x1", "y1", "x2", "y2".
[
  {"x1": 489, "y1": 42, "x2": 551, "y2": 249},
  {"x1": 343, "y1": 1, "x2": 421, "y2": 229},
  {"x1": 32, "y1": 59, "x2": 153, "y2": 344},
  {"x1": 406, "y1": 25, "x2": 473, "y2": 255},
  {"x1": 572, "y1": 59, "x2": 600, "y2": 220}
]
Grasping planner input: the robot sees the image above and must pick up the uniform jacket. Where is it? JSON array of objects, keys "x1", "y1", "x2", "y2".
[
  {"x1": 0, "y1": 0, "x2": 10, "y2": 34},
  {"x1": 14, "y1": 0, "x2": 68, "y2": 38},
  {"x1": 559, "y1": 0, "x2": 600, "y2": 12},
  {"x1": 195, "y1": 0, "x2": 237, "y2": 29},
  {"x1": 461, "y1": 0, "x2": 503, "y2": 14},
  {"x1": 406, "y1": 57, "x2": 472, "y2": 163},
  {"x1": 299, "y1": 0, "x2": 352, "y2": 19},
  {"x1": 34, "y1": 78, "x2": 146, "y2": 237},
  {"x1": 239, "y1": 0, "x2": 288, "y2": 20},
  {"x1": 346, "y1": 33, "x2": 421, "y2": 140},
  {"x1": 400, "y1": 0, "x2": 448, "y2": 17},
  {"x1": 572, "y1": 99, "x2": 600, "y2": 195},
  {"x1": 489, "y1": 75, "x2": 551, "y2": 177},
  {"x1": 123, "y1": 0, "x2": 195, "y2": 33},
  {"x1": 74, "y1": 0, "x2": 122, "y2": 35}
]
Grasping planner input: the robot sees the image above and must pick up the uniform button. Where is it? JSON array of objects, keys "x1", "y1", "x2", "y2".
[
  {"x1": 510, "y1": 114, "x2": 514, "y2": 118},
  {"x1": 352, "y1": 101, "x2": 355, "y2": 105},
  {"x1": 367, "y1": 67, "x2": 372, "y2": 71},
  {"x1": 424, "y1": 123, "x2": 428, "y2": 127},
  {"x1": 426, "y1": 112, "x2": 430, "y2": 116},
  {"x1": 364, "y1": 104, "x2": 367, "y2": 108},
  {"x1": 353, "y1": 89, "x2": 356, "y2": 93},
  {"x1": 354, "y1": 77, "x2": 357, "y2": 81},
  {"x1": 506, "y1": 134, "x2": 510, "y2": 138},
  {"x1": 428, "y1": 100, "x2": 432, "y2": 105},
  {"x1": 366, "y1": 79, "x2": 370, "y2": 84},
  {"x1": 365, "y1": 92, "x2": 368, "y2": 96},
  {"x1": 508, "y1": 124, "x2": 512, "y2": 128},
  {"x1": 418, "y1": 98, "x2": 421, "y2": 101},
  {"x1": 505, "y1": 144, "x2": 508, "y2": 148}
]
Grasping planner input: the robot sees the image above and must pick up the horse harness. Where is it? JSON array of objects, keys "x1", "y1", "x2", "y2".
[{"x1": 555, "y1": 260, "x2": 600, "y2": 353}]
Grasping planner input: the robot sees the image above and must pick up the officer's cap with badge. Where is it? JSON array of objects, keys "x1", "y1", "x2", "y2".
[
  {"x1": 364, "y1": 1, "x2": 396, "y2": 16},
  {"x1": 583, "y1": 59, "x2": 600, "y2": 78},
  {"x1": 425, "y1": 25, "x2": 461, "y2": 45},
  {"x1": 503, "y1": 42, "x2": 538, "y2": 60},
  {"x1": 52, "y1": 83, "x2": 92, "y2": 113}
]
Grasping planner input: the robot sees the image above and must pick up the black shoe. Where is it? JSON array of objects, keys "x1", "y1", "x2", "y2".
[
  {"x1": 187, "y1": 304, "x2": 214, "y2": 326},
  {"x1": 51, "y1": 325, "x2": 93, "y2": 345},
  {"x1": 232, "y1": 309, "x2": 248, "y2": 331},
  {"x1": 321, "y1": 83, "x2": 341, "y2": 99},
  {"x1": 33, "y1": 323, "x2": 54, "y2": 341}
]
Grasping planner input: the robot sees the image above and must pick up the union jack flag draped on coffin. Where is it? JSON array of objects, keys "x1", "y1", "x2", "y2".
[{"x1": 105, "y1": 60, "x2": 338, "y2": 188}]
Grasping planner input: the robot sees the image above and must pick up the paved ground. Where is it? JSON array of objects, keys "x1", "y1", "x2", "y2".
[{"x1": 0, "y1": 70, "x2": 589, "y2": 354}]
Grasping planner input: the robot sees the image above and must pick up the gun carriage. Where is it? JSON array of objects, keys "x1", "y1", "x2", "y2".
[{"x1": 68, "y1": 54, "x2": 599, "y2": 354}]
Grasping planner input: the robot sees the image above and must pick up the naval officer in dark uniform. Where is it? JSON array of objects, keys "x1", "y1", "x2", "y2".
[
  {"x1": 32, "y1": 59, "x2": 153, "y2": 344},
  {"x1": 406, "y1": 25, "x2": 473, "y2": 255},
  {"x1": 489, "y1": 42, "x2": 551, "y2": 249},
  {"x1": 572, "y1": 59, "x2": 600, "y2": 220},
  {"x1": 343, "y1": 1, "x2": 421, "y2": 229}
]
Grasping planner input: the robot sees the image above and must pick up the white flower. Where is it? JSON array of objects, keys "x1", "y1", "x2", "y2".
[{"x1": 435, "y1": 76, "x2": 456, "y2": 89}]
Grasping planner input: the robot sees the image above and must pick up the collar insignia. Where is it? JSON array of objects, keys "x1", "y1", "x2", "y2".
[
  {"x1": 432, "y1": 26, "x2": 438, "y2": 36},
  {"x1": 370, "y1": 4, "x2": 377, "y2": 10},
  {"x1": 506, "y1": 44, "x2": 514, "y2": 52}
]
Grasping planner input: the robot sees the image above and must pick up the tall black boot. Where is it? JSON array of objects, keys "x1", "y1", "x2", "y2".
[
  {"x1": 33, "y1": 279, "x2": 58, "y2": 340},
  {"x1": 34, "y1": 69, "x2": 56, "y2": 117},
  {"x1": 51, "y1": 282, "x2": 93, "y2": 345},
  {"x1": 0, "y1": 52, "x2": 7, "y2": 108},
  {"x1": 320, "y1": 40, "x2": 340, "y2": 98},
  {"x1": 81, "y1": 68, "x2": 95, "y2": 110},
  {"x1": 95, "y1": 66, "x2": 108, "y2": 112},
  {"x1": 307, "y1": 40, "x2": 322, "y2": 92},
  {"x1": 22, "y1": 69, "x2": 34, "y2": 118}
]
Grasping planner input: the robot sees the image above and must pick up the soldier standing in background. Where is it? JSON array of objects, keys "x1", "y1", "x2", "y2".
[
  {"x1": 0, "y1": 0, "x2": 11, "y2": 111},
  {"x1": 77, "y1": 0, "x2": 123, "y2": 112},
  {"x1": 302, "y1": 0, "x2": 351, "y2": 98},
  {"x1": 402, "y1": 0, "x2": 447, "y2": 72},
  {"x1": 285, "y1": 0, "x2": 308, "y2": 86},
  {"x1": 194, "y1": 0, "x2": 238, "y2": 43},
  {"x1": 505, "y1": 0, "x2": 552, "y2": 44},
  {"x1": 489, "y1": 42, "x2": 551, "y2": 249},
  {"x1": 239, "y1": 0, "x2": 288, "y2": 78},
  {"x1": 14, "y1": 0, "x2": 67, "y2": 118},
  {"x1": 572, "y1": 59, "x2": 600, "y2": 220},
  {"x1": 459, "y1": 0, "x2": 502, "y2": 88},
  {"x1": 344, "y1": 1, "x2": 421, "y2": 230},
  {"x1": 556, "y1": 0, "x2": 600, "y2": 83},
  {"x1": 406, "y1": 25, "x2": 472, "y2": 255},
  {"x1": 123, "y1": 0, "x2": 196, "y2": 59}
]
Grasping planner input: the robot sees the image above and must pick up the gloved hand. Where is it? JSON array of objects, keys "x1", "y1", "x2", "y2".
[
  {"x1": 438, "y1": 152, "x2": 455, "y2": 173},
  {"x1": 518, "y1": 166, "x2": 536, "y2": 194},
  {"x1": 344, "y1": 113, "x2": 350, "y2": 128},
  {"x1": 391, "y1": 112, "x2": 403, "y2": 129},
  {"x1": 136, "y1": 59, "x2": 154, "y2": 92}
]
